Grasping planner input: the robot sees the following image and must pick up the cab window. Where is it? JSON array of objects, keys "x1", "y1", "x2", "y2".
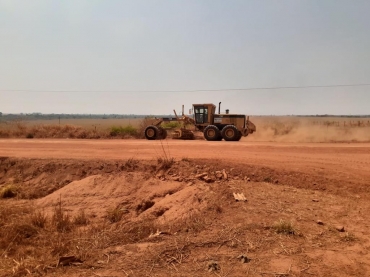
[{"x1": 194, "y1": 106, "x2": 208, "y2": 124}]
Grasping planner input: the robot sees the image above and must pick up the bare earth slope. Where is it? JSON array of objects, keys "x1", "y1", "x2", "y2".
[{"x1": 0, "y1": 139, "x2": 370, "y2": 277}]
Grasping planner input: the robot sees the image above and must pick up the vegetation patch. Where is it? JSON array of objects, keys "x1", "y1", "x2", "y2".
[
  {"x1": 26, "y1": 133, "x2": 34, "y2": 139},
  {"x1": 110, "y1": 125, "x2": 138, "y2": 137},
  {"x1": 73, "y1": 209, "x2": 89, "y2": 226},
  {"x1": 273, "y1": 219, "x2": 296, "y2": 235},
  {"x1": 161, "y1": 121, "x2": 181, "y2": 129},
  {"x1": 0, "y1": 185, "x2": 18, "y2": 198},
  {"x1": 30, "y1": 210, "x2": 48, "y2": 228},
  {"x1": 52, "y1": 198, "x2": 73, "y2": 232},
  {"x1": 106, "y1": 206, "x2": 125, "y2": 223},
  {"x1": 341, "y1": 232, "x2": 357, "y2": 242}
]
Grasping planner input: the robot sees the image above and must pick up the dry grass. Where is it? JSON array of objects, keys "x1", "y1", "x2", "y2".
[
  {"x1": 125, "y1": 157, "x2": 139, "y2": 169},
  {"x1": 30, "y1": 210, "x2": 48, "y2": 229},
  {"x1": 0, "y1": 185, "x2": 18, "y2": 198},
  {"x1": 0, "y1": 200, "x2": 158, "y2": 276},
  {"x1": 52, "y1": 197, "x2": 73, "y2": 233},
  {"x1": 157, "y1": 156, "x2": 175, "y2": 169},
  {"x1": 341, "y1": 232, "x2": 357, "y2": 242},
  {"x1": 0, "y1": 118, "x2": 148, "y2": 139},
  {"x1": 0, "y1": 157, "x2": 368, "y2": 276},
  {"x1": 0, "y1": 190, "x2": 363, "y2": 276},
  {"x1": 73, "y1": 209, "x2": 89, "y2": 226},
  {"x1": 156, "y1": 140, "x2": 175, "y2": 169},
  {"x1": 106, "y1": 206, "x2": 125, "y2": 223},
  {"x1": 2, "y1": 116, "x2": 370, "y2": 142},
  {"x1": 181, "y1": 157, "x2": 191, "y2": 162},
  {"x1": 273, "y1": 219, "x2": 296, "y2": 235},
  {"x1": 1, "y1": 118, "x2": 143, "y2": 130}
]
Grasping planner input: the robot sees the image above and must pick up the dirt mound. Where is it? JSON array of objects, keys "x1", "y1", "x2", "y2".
[
  {"x1": 36, "y1": 173, "x2": 210, "y2": 224},
  {"x1": 1, "y1": 156, "x2": 369, "y2": 203},
  {"x1": 1, "y1": 157, "x2": 370, "y2": 276}
]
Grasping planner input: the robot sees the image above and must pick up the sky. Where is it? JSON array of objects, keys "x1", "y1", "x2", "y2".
[{"x1": 0, "y1": 0, "x2": 369, "y2": 115}]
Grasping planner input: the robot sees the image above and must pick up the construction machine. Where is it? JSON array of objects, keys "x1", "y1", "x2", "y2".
[{"x1": 144, "y1": 102, "x2": 256, "y2": 141}]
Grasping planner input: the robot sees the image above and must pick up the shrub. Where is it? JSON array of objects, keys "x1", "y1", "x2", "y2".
[
  {"x1": 52, "y1": 198, "x2": 72, "y2": 232},
  {"x1": 157, "y1": 156, "x2": 175, "y2": 169},
  {"x1": 273, "y1": 220, "x2": 296, "y2": 235},
  {"x1": 26, "y1": 133, "x2": 34, "y2": 139},
  {"x1": 30, "y1": 210, "x2": 48, "y2": 228},
  {"x1": 161, "y1": 122, "x2": 181, "y2": 129},
  {"x1": 156, "y1": 140, "x2": 174, "y2": 169},
  {"x1": 15, "y1": 223, "x2": 38, "y2": 238},
  {"x1": 125, "y1": 157, "x2": 139, "y2": 170},
  {"x1": 110, "y1": 125, "x2": 138, "y2": 137}
]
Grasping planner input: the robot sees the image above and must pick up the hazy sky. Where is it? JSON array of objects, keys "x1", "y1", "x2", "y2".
[{"x1": 1, "y1": 0, "x2": 369, "y2": 115}]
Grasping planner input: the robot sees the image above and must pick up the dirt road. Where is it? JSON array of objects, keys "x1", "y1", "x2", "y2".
[{"x1": 1, "y1": 139, "x2": 369, "y2": 192}]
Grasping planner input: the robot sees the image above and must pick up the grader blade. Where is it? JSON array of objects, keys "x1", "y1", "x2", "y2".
[{"x1": 172, "y1": 129, "x2": 194, "y2": 140}]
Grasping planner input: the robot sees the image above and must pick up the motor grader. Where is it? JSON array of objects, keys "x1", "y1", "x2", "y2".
[{"x1": 144, "y1": 102, "x2": 256, "y2": 141}]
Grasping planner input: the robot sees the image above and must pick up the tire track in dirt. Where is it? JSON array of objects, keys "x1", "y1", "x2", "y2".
[{"x1": 0, "y1": 139, "x2": 369, "y2": 196}]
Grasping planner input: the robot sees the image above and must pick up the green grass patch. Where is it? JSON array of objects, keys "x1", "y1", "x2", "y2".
[
  {"x1": 110, "y1": 125, "x2": 138, "y2": 137},
  {"x1": 161, "y1": 122, "x2": 181, "y2": 129}
]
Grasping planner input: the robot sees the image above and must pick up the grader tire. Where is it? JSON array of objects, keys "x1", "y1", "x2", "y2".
[
  {"x1": 144, "y1": 125, "x2": 159, "y2": 140},
  {"x1": 221, "y1": 125, "x2": 240, "y2": 141},
  {"x1": 236, "y1": 132, "x2": 242, "y2": 141},
  {"x1": 158, "y1": 127, "x2": 167, "y2": 140},
  {"x1": 203, "y1": 125, "x2": 221, "y2": 141}
]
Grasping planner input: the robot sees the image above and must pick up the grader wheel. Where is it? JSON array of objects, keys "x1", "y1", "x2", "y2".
[
  {"x1": 158, "y1": 127, "x2": 167, "y2": 140},
  {"x1": 203, "y1": 125, "x2": 221, "y2": 141},
  {"x1": 221, "y1": 125, "x2": 240, "y2": 141},
  {"x1": 144, "y1": 125, "x2": 159, "y2": 140}
]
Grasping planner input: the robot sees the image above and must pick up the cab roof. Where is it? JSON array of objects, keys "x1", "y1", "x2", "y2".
[{"x1": 192, "y1": 103, "x2": 216, "y2": 107}]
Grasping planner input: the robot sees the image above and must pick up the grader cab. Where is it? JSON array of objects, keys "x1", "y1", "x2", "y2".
[{"x1": 144, "y1": 102, "x2": 256, "y2": 141}]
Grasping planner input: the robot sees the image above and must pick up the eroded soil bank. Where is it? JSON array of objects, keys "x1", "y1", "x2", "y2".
[{"x1": 1, "y1": 157, "x2": 370, "y2": 277}]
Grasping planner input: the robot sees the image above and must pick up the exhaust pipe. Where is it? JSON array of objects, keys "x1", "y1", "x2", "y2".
[{"x1": 218, "y1": 102, "x2": 221, "y2": 114}]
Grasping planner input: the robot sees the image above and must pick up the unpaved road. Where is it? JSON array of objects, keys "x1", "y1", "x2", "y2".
[{"x1": 1, "y1": 139, "x2": 370, "y2": 189}]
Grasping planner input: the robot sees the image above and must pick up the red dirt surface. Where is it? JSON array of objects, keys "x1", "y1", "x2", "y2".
[
  {"x1": 1, "y1": 139, "x2": 369, "y2": 195},
  {"x1": 0, "y1": 139, "x2": 370, "y2": 277}
]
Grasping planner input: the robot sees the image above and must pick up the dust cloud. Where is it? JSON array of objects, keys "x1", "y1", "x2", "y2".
[{"x1": 248, "y1": 117, "x2": 370, "y2": 143}]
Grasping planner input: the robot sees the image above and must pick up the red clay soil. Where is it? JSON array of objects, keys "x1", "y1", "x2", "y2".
[
  {"x1": 0, "y1": 139, "x2": 370, "y2": 277},
  {"x1": 1, "y1": 139, "x2": 369, "y2": 195}
]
